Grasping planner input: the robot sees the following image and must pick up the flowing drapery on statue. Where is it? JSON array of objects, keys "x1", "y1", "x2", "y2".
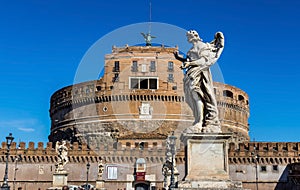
[
  {"x1": 55, "y1": 140, "x2": 68, "y2": 173},
  {"x1": 174, "y1": 30, "x2": 224, "y2": 133}
]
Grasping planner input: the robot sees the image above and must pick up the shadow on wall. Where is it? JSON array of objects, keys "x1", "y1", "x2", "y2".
[{"x1": 275, "y1": 163, "x2": 300, "y2": 190}]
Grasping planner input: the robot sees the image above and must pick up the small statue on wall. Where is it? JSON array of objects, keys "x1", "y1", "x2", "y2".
[
  {"x1": 174, "y1": 30, "x2": 225, "y2": 133},
  {"x1": 98, "y1": 158, "x2": 105, "y2": 179},
  {"x1": 55, "y1": 140, "x2": 68, "y2": 172}
]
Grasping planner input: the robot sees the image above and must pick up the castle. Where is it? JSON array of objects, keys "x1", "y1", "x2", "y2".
[{"x1": 0, "y1": 45, "x2": 299, "y2": 190}]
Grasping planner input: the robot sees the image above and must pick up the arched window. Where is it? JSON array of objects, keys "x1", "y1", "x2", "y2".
[
  {"x1": 223, "y1": 90, "x2": 233, "y2": 98},
  {"x1": 238, "y1": 95, "x2": 245, "y2": 101}
]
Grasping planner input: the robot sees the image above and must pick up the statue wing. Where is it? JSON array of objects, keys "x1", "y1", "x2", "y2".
[
  {"x1": 141, "y1": 32, "x2": 146, "y2": 38},
  {"x1": 210, "y1": 32, "x2": 225, "y2": 58},
  {"x1": 212, "y1": 32, "x2": 224, "y2": 49}
]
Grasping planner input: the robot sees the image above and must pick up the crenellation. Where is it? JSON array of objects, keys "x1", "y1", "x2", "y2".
[
  {"x1": 38, "y1": 142, "x2": 44, "y2": 149},
  {"x1": 28, "y1": 141, "x2": 35, "y2": 150},
  {"x1": 1, "y1": 142, "x2": 7, "y2": 149},
  {"x1": 229, "y1": 142, "x2": 235, "y2": 152}
]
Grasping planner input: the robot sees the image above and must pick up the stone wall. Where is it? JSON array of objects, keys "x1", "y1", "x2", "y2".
[{"x1": 1, "y1": 141, "x2": 300, "y2": 189}]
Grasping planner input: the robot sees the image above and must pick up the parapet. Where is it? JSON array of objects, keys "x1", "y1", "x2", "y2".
[
  {"x1": 0, "y1": 141, "x2": 186, "y2": 164},
  {"x1": 228, "y1": 142, "x2": 300, "y2": 165},
  {"x1": 111, "y1": 45, "x2": 178, "y2": 54}
]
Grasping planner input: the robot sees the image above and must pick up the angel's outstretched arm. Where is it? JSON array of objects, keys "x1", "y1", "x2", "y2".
[{"x1": 173, "y1": 51, "x2": 187, "y2": 62}]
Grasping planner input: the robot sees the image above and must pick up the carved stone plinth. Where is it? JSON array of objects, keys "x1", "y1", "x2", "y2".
[
  {"x1": 178, "y1": 133, "x2": 243, "y2": 189},
  {"x1": 96, "y1": 180, "x2": 106, "y2": 190},
  {"x1": 52, "y1": 171, "x2": 68, "y2": 187}
]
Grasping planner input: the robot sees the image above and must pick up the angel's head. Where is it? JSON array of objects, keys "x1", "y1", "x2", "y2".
[{"x1": 186, "y1": 30, "x2": 202, "y2": 43}]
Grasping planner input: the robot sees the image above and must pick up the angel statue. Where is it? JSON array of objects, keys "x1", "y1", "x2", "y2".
[
  {"x1": 141, "y1": 32, "x2": 156, "y2": 46},
  {"x1": 55, "y1": 140, "x2": 68, "y2": 172},
  {"x1": 174, "y1": 30, "x2": 225, "y2": 133}
]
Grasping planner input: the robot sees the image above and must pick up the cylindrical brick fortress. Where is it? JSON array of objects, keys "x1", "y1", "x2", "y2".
[{"x1": 48, "y1": 46, "x2": 250, "y2": 146}]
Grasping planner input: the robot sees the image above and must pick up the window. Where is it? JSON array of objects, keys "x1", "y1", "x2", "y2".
[
  {"x1": 107, "y1": 166, "x2": 118, "y2": 180},
  {"x1": 132, "y1": 61, "x2": 138, "y2": 72},
  {"x1": 139, "y1": 142, "x2": 145, "y2": 150},
  {"x1": 260, "y1": 165, "x2": 267, "y2": 172},
  {"x1": 113, "y1": 61, "x2": 120, "y2": 72},
  {"x1": 273, "y1": 165, "x2": 278, "y2": 171},
  {"x1": 113, "y1": 73, "x2": 119, "y2": 82},
  {"x1": 168, "y1": 74, "x2": 174, "y2": 82},
  {"x1": 238, "y1": 95, "x2": 245, "y2": 101},
  {"x1": 168, "y1": 61, "x2": 174, "y2": 71},
  {"x1": 130, "y1": 77, "x2": 158, "y2": 90},
  {"x1": 140, "y1": 79, "x2": 148, "y2": 89},
  {"x1": 130, "y1": 78, "x2": 139, "y2": 89},
  {"x1": 149, "y1": 79, "x2": 157, "y2": 89},
  {"x1": 150, "y1": 61, "x2": 156, "y2": 72},
  {"x1": 223, "y1": 90, "x2": 233, "y2": 98}
]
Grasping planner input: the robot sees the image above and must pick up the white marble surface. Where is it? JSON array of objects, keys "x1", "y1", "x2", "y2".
[{"x1": 178, "y1": 133, "x2": 243, "y2": 189}]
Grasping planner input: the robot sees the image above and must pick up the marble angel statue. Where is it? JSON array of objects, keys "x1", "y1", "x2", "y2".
[
  {"x1": 55, "y1": 140, "x2": 68, "y2": 172},
  {"x1": 174, "y1": 30, "x2": 225, "y2": 133}
]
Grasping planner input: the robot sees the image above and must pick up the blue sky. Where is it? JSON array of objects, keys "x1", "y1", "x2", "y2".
[{"x1": 0, "y1": 0, "x2": 300, "y2": 144}]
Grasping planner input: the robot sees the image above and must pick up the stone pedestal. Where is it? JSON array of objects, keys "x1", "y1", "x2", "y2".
[
  {"x1": 52, "y1": 171, "x2": 68, "y2": 187},
  {"x1": 178, "y1": 133, "x2": 243, "y2": 189},
  {"x1": 96, "y1": 180, "x2": 106, "y2": 190}
]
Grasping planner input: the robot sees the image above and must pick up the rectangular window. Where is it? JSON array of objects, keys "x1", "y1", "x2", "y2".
[
  {"x1": 113, "y1": 61, "x2": 120, "y2": 72},
  {"x1": 140, "y1": 78, "x2": 148, "y2": 89},
  {"x1": 132, "y1": 61, "x2": 138, "y2": 72},
  {"x1": 260, "y1": 166, "x2": 267, "y2": 172},
  {"x1": 149, "y1": 79, "x2": 157, "y2": 89},
  {"x1": 107, "y1": 166, "x2": 118, "y2": 180},
  {"x1": 273, "y1": 165, "x2": 278, "y2": 171},
  {"x1": 130, "y1": 78, "x2": 139, "y2": 89},
  {"x1": 150, "y1": 61, "x2": 156, "y2": 72},
  {"x1": 129, "y1": 77, "x2": 158, "y2": 90},
  {"x1": 168, "y1": 61, "x2": 174, "y2": 72},
  {"x1": 168, "y1": 74, "x2": 174, "y2": 82}
]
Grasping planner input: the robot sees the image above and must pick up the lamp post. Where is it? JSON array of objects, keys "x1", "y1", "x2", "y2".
[
  {"x1": 86, "y1": 162, "x2": 90, "y2": 190},
  {"x1": 1, "y1": 133, "x2": 14, "y2": 190},
  {"x1": 168, "y1": 132, "x2": 177, "y2": 190},
  {"x1": 13, "y1": 154, "x2": 21, "y2": 190},
  {"x1": 251, "y1": 141, "x2": 259, "y2": 190}
]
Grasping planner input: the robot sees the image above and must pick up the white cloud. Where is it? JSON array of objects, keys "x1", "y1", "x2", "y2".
[
  {"x1": 0, "y1": 119, "x2": 41, "y2": 132},
  {"x1": 18, "y1": 127, "x2": 35, "y2": 132}
]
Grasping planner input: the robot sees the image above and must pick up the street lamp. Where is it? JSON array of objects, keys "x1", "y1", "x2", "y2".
[
  {"x1": 251, "y1": 142, "x2": 259, "y2": 190},
  {"x1": 168, "y1": 131, "x2": 177, "y2": 190},
  {"x1": 1, "y1": 133, "x2": 14, "y2": 190},
  {"x1": 86, "y1": 162, "x2": 90, "y2": 190},
  {"x1": 13, "y1": 154, "x2": 22, "y2": 190}
]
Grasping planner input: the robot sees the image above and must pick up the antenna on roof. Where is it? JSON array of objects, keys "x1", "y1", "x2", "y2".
[
  {"x1": 141, "y1": 0, "x2": 156, "y2": 46},
  {"x1": 149, "y1": 0, "x2": 152, "y2": 34}
]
